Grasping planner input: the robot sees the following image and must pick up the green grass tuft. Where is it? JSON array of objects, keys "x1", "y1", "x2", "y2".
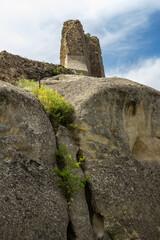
[{"x1": 16, "y1": 79, "x2": 74, "y2": 127}]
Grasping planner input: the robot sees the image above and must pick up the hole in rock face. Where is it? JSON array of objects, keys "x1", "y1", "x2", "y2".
[
  {"x1": 124, "y1": 100, "x2": 160, "y2": 162},
  {"x1": 85, "y1": 183, "x2": 106, "y2": 239},
  {"x1": 132, "y1": 138, "x2": 149, "y2": 160},
  {"x1": 85, "y1": 182, "x2": 94, "y2": 224},
  {"x1": 92, "y1": 213, "x2": 105, "y2": 240},
  {"x1": 77, "y1": 150, "x2": 106, "y2": 239},
  {"x1": 126, "y1": 101, "x2": 137, "y2": 116},
  {"x1": 67, "y1": 221, "x2": 76, "y2": 240}
]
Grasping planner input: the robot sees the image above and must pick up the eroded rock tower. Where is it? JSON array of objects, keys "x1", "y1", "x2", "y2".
[{"x1": 60, "y1": 19, "x2": 105, "y2": 77}]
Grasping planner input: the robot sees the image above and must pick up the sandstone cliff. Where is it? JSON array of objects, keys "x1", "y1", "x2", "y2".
[{"x1": 0, "y1": 55, "x2": 160, "y2": 240}]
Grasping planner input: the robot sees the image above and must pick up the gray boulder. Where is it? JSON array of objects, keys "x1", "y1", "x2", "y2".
[
  {"x1": 43, "y1": 74, "x2": 160, "y2": 240},
  {"x1": 0, "y1": 80, "x2": 68, "y2": 240}
]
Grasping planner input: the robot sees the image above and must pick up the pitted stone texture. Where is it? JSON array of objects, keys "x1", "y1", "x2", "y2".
[
  {"x1": 56, "y1": 126, "x2": 94, "y2": 240},
  {"x1": 43, "y1": 75, "x2": 160, "y2": 240},
  {"x1": 0, "y1": 81, "x2": 56, "y2": 165},
  {"x1": 0, "y1": 81, "x2": 68, "y2": 240}
]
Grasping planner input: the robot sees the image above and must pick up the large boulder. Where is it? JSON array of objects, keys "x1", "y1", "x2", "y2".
[
  {"x1": 43, "y1": 75, "x2": 160, "y2": 240},
  {"x1": 0, "y1": 80, "x2": 68, "y2": 240}
]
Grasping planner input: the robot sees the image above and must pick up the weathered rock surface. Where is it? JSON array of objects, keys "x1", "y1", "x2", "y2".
[
  {"x1": 43, "y1": 74, "x2": 160, "y2": 240},
  {"x1": 1, "y1": 71, "x2": 160, "y2": 240},
  {"x1": 0, "y1": 51, "x2": 73, "y2": 84},
  {"x1": 0, "y1": 80, "x2": 68, "y2": 240},
  {"x1": 60, "y1": 20, "x2": 105, "y2": 77}
]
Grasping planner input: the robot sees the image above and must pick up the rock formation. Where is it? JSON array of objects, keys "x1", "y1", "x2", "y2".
[
  {"x1": 0, "y1": 54, "x2": 160, "y2": 239},
  {"x1": 60, "y1": 20, "x2": 105, "y2": 77},
  {"x1": 0, "y1": 50, "x2": 73, "y2": 84},
  {"x1": 42, "y1": 74, "x2": 160, "y2": 240},
  {"x1": 0, "y1": 80, "x2": 68, "y2": 239}
]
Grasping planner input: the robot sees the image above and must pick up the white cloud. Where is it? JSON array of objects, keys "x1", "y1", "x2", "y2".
[
  {"x1": 0, "y1": 0, "x2": 160, "y2": 52},
  {"x1": 107, "y1": 58, "x2": 160, "y2": 91},
  {"x1": 0, "y1": 0, "x2": 160, "y2": 90}
]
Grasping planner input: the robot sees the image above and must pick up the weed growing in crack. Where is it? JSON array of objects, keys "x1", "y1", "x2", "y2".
[
  {"x1": 78, "y1": 72, "x2": 84, "y2": 76},
  {"x1": 85, "y1": 33, "x2": 91, "y2": 38},
  {"x1": 16, "y1": 79, "x2": 74, "y2": 127},
  {"x1": 68, "y1": 123, "x2": 86, "y2": 145},
  {"x1": 53, "y1": 144, "x2": 90, "y2": 204},
  {"x1": 68, "y1": 123, "x2": 86, "y2": 131}
]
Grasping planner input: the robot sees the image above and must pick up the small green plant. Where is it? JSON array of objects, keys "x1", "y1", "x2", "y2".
[
  {"x1": 53, "y1": 66, "x2": 69, "y2": 75},
  {"x1": 44, "y1": 66, "x2": 61, "y2": 76},
  {"x1": 53, "y1": 66, "x2": 61, "y2": 75},
  {"x1": 44, "y1": 65, "x2": 71, "y2": 76},
  {"x1": 53, "y1": 145, "x2": 90, "y2": 203},
  {"x1": 16, "y1": 79, "x2": 74, "y2": 127},
  {"x1": 44, "y1": 66, "x2": 69, "y2": 76},
  {"x1": 85, "y1": 33, "x2": 91, "y2": 38},
  {"x1": 78, "y1": 72, "x2": 84, "y2": 76},
  {"x1": 78, "y1": 156, "x2": 86, "y2": 162},
  {"x1": 16, "y1": 78, "x2": 36, "y2": 88},
  {"x1": 68, "y1": 123, "x2": 86, "y2": 131}
]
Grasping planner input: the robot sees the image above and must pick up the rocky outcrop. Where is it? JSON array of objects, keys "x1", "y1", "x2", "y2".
[
  {"x1": 0, "y1": 51, "x2": 73, "y2": 84},
  {"x1": 42, "y1": 74, "x2": 160, "y2": 240},
  {"x1": 0, "y1": 80, "x2": 68, "y2": 240},
  {"x1": 60, "y1": 20, "x2": 105, "y2": 77},
  {"x1": 1, "y1": 71, "x2": 160, "y2": 240}
]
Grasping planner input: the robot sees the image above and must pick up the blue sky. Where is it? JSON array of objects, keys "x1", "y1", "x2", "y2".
[{"x1": 0, "y1": 0, "x2": 160, "y2": 90}]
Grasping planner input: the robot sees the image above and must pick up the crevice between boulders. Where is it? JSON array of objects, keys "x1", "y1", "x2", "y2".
[
  {"x1": 54, "y1": 126, "x2": 106, "y2": 240},
  {"x1": 54, "y1": 128, "x2": 77, "y2": 240},
  {"x1": 67, "y1": 220, "x2": 76, "y2": 240},
  {"x1": 76, "y1": 149, "x2": 106, "y2": 240},
  {"x1": 84, "y1": 182, "x2": 106, "y2": 240}
]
